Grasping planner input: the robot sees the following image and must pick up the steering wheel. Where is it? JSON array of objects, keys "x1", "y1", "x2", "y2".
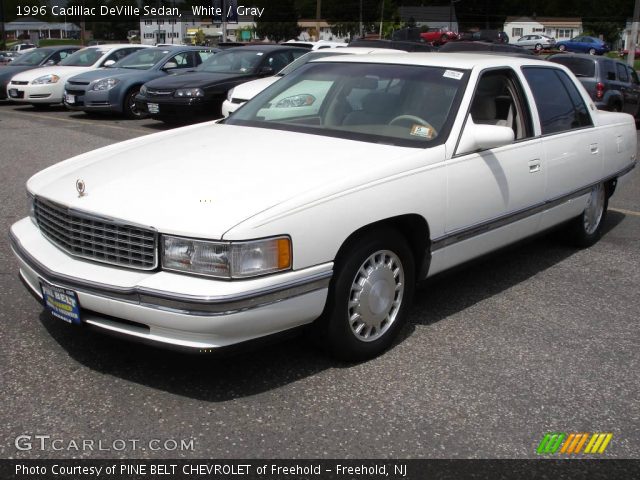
[{"x1": 388, "y1": 115, "x2": 437, "y2": 137}]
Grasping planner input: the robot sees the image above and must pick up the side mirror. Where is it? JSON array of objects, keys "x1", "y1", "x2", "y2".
[
  {"x1": 457, "y1": 115, "x2": 515, "y2": 155},
  {"x1": 44, "y1": 59, "x2": 56, "y2": 66},
  {"x1": 259, "y1": 66, "x2": 274, "y2": 76},
  {"x1": 103, "y1": 59, "x2": 116, "y2": 67},
  {"x1": 163, "y1": 61, "x2": 178, "y2": 70}
]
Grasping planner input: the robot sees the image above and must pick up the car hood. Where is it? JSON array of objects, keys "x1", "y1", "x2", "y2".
[
  {"x1": 144, "y1": 71, "x2": 252, "y2": 89},
  {"x1": 231, "y1": 76, "x2": 281, "y2": 100},
  {"x1": 0, "y1": 65, "x2": 43, "y2": 81},
  {"x1": 27, "y1": 123, "x2": 427, "y2": 239},
  {"x1": 10, "y1": 65, "x2": 98, "y2": 82}
]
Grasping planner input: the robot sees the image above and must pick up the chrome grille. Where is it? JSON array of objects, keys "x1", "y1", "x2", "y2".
[
  {"x1": 67, "y1": 80, "x2": 90, "y2": 86},
  {"x1": 146, "y1": 89, "x2": 174, "y2": 97},
  {"x1": 11, "y1": 80, "x2": 28, "y2": 85},
  {"x1": 34, "y1": 198, "x2": 157, "y2": 270}
]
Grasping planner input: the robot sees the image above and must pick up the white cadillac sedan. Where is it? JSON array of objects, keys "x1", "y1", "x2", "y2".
[
  {"x1": 10, "y1": 54, "x2": 637, "y2": 360},
  {"x1": 6, "y1": 44, "x2": 147, "y2": 105}
]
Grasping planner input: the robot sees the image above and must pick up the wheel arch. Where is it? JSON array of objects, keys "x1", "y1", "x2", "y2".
[{"x1": 333, "y1": 214, "x2": 432, "y2": 280}]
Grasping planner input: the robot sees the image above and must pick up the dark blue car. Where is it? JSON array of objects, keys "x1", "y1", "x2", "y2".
[
  {"x1": 64, "y1": 46, "x2": 219, "y2": 118},
  {"x1": 556, "y1": 36, "x2": 609, "y2": 55}
]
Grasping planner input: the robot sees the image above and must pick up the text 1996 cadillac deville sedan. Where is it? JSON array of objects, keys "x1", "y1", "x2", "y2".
[{"x1": 10, "y1": 53, "x2": 637, "y2": 360}]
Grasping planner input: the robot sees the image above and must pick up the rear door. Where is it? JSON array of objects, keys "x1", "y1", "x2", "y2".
[{"x1": 626, "y1": 66, "x2": 640, "y2": 116}]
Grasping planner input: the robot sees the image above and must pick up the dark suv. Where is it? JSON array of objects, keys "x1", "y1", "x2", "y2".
[{"x1": 549, "y1": 53, "x2": 640, "y2": 116}]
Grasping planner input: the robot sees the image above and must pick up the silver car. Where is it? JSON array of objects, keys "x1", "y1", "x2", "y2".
[{"x1": 515, "y1": 34, "x2": 555, "y2": 51}]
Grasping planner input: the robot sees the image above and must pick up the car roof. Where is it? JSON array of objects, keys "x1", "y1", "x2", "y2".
[
  {"x1": 224, "y1": 44, "x2": 308, "y2": 52},
  {"x1": 313, "y1": 52, "x2": 551, "y2": 69},
  {"x1": 549, "y1": 53, "x2": 621, "y2": 63}
]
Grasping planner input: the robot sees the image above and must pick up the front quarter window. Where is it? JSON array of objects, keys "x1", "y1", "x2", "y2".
[{"x1": 226, "y1": 62, "x2": 468, "y2": 148}]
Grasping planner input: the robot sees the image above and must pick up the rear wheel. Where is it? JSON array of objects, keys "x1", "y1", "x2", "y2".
[
  {"x1": 317, "y1": 229, "x2": 415, "y2": 361},
  {"x1": 123, "y1": 87, "x2": 146, "y2": 119},
  {"x1": 566, "y1": 182, "x2": 608, "y2": 247},
  {"x1": 588, "y1": 48, "x2": 597, "y2": 55},
  {"x1": 440, "y1": 34, "x2": 448, "y2": 44},
  {"x1": 610, "y1": 101, "x2": 621, "y2": 112},
  {"x1": 534, "y1": 43, "x2": 543, "y2": 52}
]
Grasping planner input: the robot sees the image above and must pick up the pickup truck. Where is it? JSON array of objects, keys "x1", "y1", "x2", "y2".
[{"x1": 10, "y1": 53, "x2": 637, "y2": 361}]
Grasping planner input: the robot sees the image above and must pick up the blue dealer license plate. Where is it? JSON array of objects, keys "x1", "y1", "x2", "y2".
[{"x1": 40, "y1": 281, "x2": 81, "y2": 325}]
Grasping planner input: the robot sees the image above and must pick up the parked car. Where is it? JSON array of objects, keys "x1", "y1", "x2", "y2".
[
  {"x1": 514, "y1": 34, "x2": 556, "y2": 51},
  {"x1": 438, "y1": 41, "x2": 534, "y2": 56},
  {"x1": 222, "y1": 46, "x2": 403, "y2": 117},
  {"x1": 11, "y1": 53, "x2": 636, "y2": 360},
  {"x1": 64, "y1": 46, "x2": 219, "y2": 119},
  {"x1": 282, "y1": 40, "x2": 348, "y2": 50},
  {"x1": 549, "y1": 53, "x2": 640, "y2": 116},
  {"x1": 348, "y1": 39, "x2": 434, "y2": 52},
  {"x1": 555, "y1": 36, "x2": 609, "y2": 55},
  {"x1": 0, "y1": 50, "x2": 21, "y2": 64},
  {"x1": 459, "y1": 30, "x2": 509, "y2": 44},
  {"x1": 6, "y1": 44, "x2": 148, "y2": 106},
  {"x1": 0, "y1": 46, "x2": 81, "y2": 100},
  {"x1": 9, "y1": 43, "x2": 37, "y2": 53},
  {"x1": 420, "y1": 27, "x2": 459, "y2": 45},
  {"x1": 135, "y1": 45, "x2": 307, "y2": 123}
]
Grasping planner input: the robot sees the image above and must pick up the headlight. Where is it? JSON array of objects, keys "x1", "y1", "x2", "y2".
[
  {"x1": 174, "y1": 88, "x2": 204, "y2": 98},
  {"x1": 90, "y1": 78, "x2": 120, "y2": 91},
  {"x1": 162, "y1": 235, "x2": 292, "y2": 279},
  {"x1": 140, "y1": 84, "x2": 148, "y2": 95},
  {"x1": 31, "y1": 74, "x2": 60, "y2": 85},
  {"x1": 226, "y1": 88, "x2": 235, "y2": 101},
  {"x1": 275, "y1": 94, "x2": 315, "y2": 108}
]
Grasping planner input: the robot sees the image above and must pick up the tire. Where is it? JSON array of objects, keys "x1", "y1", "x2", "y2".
[
  {"x1": 440, "y1": 34, "x2": 448, "y2": 45},
  {"x1": 534, "y1": 43, "x2": 542, "y2": 52},
  {"x1": 558, "y1": 44, "x2": 566, "y2": 52},
  {"x1": 588, "y1": 48, "x2": 596, "y2": 55},
  {"x1": 123, "y1": 87, "x2": 146, "y2": 119},
  {"x1": 610, "y1": 102, "x2": 621, "y2": 112},
  {"x1": 317, "y1": 229, "x2": 415, "y2": 361},
  {"x1": 566, "y1": 182, "x2": 608, "y2": 248}
]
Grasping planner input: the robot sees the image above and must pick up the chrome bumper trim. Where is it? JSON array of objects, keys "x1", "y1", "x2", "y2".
[{"x1": 10, "y1": 229, "x2": 332, "y2": 316}]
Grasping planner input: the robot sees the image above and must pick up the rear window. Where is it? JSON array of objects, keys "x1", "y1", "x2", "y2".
[{"x1": 549, "y1": 57, "x2": 595, "y2": 78}]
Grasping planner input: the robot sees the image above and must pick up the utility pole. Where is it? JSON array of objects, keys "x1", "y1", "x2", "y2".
[
  {"x1": 315, "y1": 0, "x2": 321, "y2": 42},
  {"x1": 379, "y1": 0, "x2": 384, "y2": 39},
  {"x1": 0, "y1": 0, "x2": 5, "y2": 50},
  {"x1": 359, "y1": 0, "x2": 363, "y2": 38},
  {"x1": 628, "y1": 0, "x2": 640, "y2": 66}
]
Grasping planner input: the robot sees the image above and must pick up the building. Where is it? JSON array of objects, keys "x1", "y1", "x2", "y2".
[
  {"x1": 398, "y1": 6, "x2": 459, "y2": 32},
  {"x1": 296, "y1": 20, "x2": 349, "y2": 42},
  {"x1": 4, "y1": 18, "x2": 80, "y2": 41},
  {"x1": 140, "y1": 13, "x2": 255, "y2": 45},
  {"x1": 503, "y1": 16, "x2": 582, "y2": 41}
]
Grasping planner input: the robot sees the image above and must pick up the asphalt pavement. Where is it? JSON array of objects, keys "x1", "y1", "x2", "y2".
[{"x1": 0, "y1": 102, "x2": 638, "y2": 459}]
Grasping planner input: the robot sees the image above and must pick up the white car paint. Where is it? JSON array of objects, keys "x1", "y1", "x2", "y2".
[
  {"x1": 10, "y1": 53, "x2": 637, "y2": 354},
  {"x1": 6, "y1": 44, "x2": 148, "y2": 104},
  {"x1": 222, "y1": 47, "x2": 404, "y2": 117}
]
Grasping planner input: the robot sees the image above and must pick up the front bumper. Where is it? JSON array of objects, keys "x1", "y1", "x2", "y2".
[
  {"x1": 64, "y1": 84, "x2": 121, "y2": 112},
  {"x1": 7, "y1": 82, "x2": 63, "y2": 103},
  {"x1": 135, "y1": 94, "x2": 217, "y2": 120},
  {"x1": 10, "y1": 217, "x2": 331, "y2": 351}
]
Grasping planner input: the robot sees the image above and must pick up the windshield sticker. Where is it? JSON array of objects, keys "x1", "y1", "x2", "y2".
[
  {"x1": 256, "y1": 52, "x2": 264, "y2": 56},
  {"x1": 443, "y1": 70, "x2": 463, "y2": 80},
  {"x1": 410, "y1": 124, "x2": 434, "y2": 139}
]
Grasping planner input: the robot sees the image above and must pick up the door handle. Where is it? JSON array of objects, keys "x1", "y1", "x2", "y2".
[
  {"x1": 528, "y1": 159, "x2": 541, "y2": 173},
  {"x1": 590, "y1": 143, "x2": 599, "y2": 154}
]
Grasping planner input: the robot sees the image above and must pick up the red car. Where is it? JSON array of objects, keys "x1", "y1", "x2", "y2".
[{"x1": 420, "y1": 27, "x2": 458, "y2": 45}]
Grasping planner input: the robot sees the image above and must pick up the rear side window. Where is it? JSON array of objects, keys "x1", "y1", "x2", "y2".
[
  {"x1": 616, "y1": 63, "x2": 629, "y2": 82},
  {"x1": 603, "y1": 60, "x2": 616, "y2": 81},
  {"x1": 523, "y1": 67, "x2": 593, "y2": 135},
  {"x1": 548, "y1": 56, "x2": 595, "y2": 78}
]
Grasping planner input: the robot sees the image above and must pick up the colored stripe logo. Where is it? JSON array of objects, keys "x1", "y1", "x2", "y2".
[{"x1": 537, "y1": 433, "x2": 612, "y2": 455}]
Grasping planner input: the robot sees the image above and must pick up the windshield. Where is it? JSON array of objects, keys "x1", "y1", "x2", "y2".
[
  {"x1": 59, "y1": 48, "x2": 105, "y2": 67},
  {"x1": 226, "y1": 62, "x2": 468, "y2": 148},
  {"x1": 115, "y1": 48, "x2": 169, "y2": 70},
  {"x1": 197, "y1": 50, "x2": 264, "y2": 74},
  {"x1": 12, "y1": 49, "x2": 53, "y2": 66},
  {"x1": 278, "y1": 51, "x2": 350, "y2": 76}
]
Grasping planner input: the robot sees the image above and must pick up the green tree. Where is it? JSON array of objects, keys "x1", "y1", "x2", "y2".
[{"x1": 254, "y1": 0, "x2": 301, "y2": 42}]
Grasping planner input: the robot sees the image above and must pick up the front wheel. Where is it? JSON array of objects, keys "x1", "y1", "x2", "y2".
[
  {"x1": 566, "y1": 182, "x2": 608, "y2": 247},
  {"x1": 318, "y1": 230, "x2": 415, "y2": 361},
  {"x1": 588, "y1": 48, "x2": 597, "y2": 55},
  {"x1": 123, "y1": 88, "x2": 147, "y2": 119},
  {"x1": 558, "y1": 44, "x2": 566, "y2": 52},
  {"x1": 534, "y1": 43, "x2": 543, "y2": 52}
]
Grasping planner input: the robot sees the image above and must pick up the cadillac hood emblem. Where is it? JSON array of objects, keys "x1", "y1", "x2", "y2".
[{"x1": 76, "y1": 179, "x2": 86, "y2": 197}]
